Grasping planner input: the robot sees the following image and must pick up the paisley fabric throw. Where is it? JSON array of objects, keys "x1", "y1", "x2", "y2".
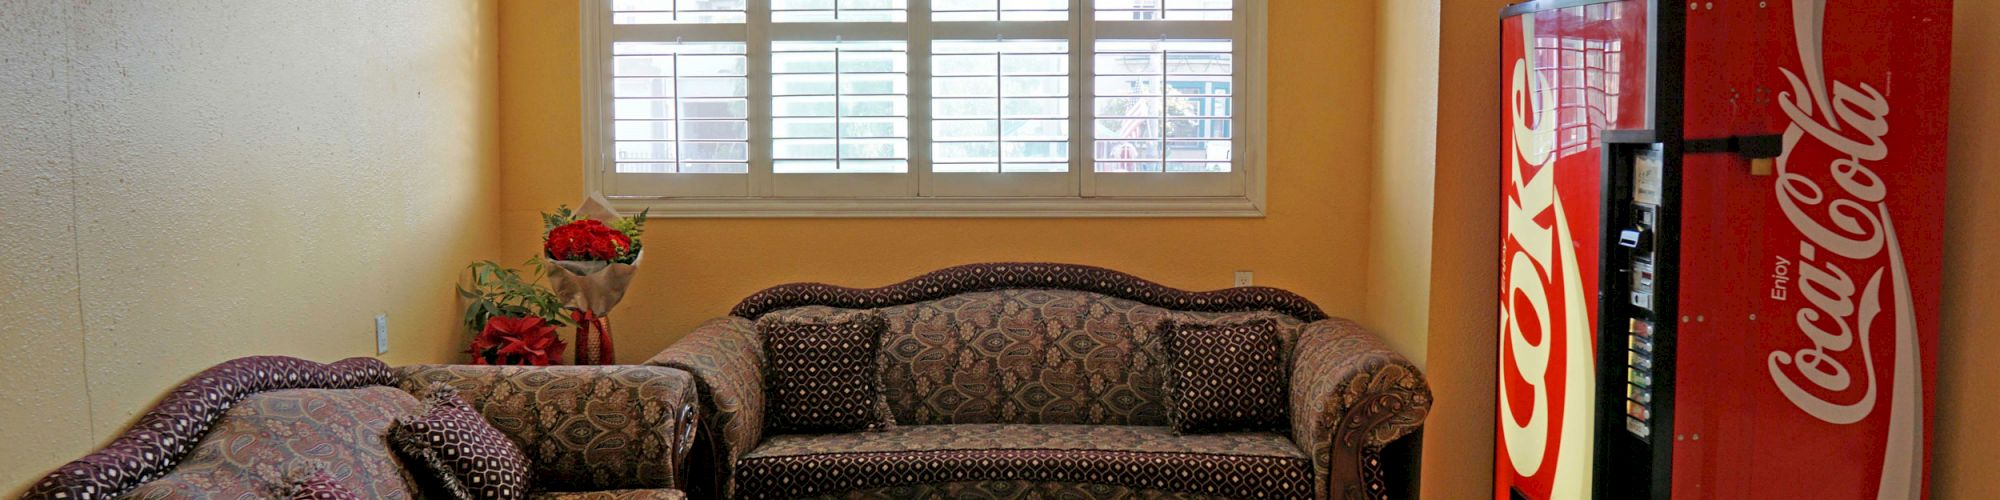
[
  {"x1": 284, "y1": 469, "x2": 363, "y2": 500},
  {"x1": 23, "y1": 356, "x2": 399, "y2": 500},
  {"x1": 759, "y1": 311, "x2": 894, "y2": 434},
  {"x1": 391, "y1": 384, "x2": 532, "y2": 500},
  {"x1": 1161, "y1": 318, "x2": 1290, "y2": 434}
]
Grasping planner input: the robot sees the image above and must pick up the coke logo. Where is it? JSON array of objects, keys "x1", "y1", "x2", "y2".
[
  {"x1": 1769, "y1": 1, "x2": 1923, "y2": 497},
  {"x1": 1499, "y1": 16, "x2": 1595, "y2": 496}
]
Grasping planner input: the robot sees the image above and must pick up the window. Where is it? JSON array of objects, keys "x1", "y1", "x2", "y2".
[
  {"x1": 932, "y1": 39, "x2": 1071, "y2": 174},
  {"x1": 771, "y1": 40, "x2": 911, "y2": 175},
  {"x1": 583, "y1": 0, "x2": 1264, "y2": 216},
  {"x1": 1093, "y1": 39, "x2": 1233, "y2": 175},
  {"x1": 611, "y1": 42, "x2": 750, "y2": 175}
]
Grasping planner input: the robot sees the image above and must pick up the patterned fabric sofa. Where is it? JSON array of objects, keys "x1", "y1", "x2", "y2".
[
  {"x1": 20, "y1": 356, "x2": 699, "y2": 500},
  {"x1": 649, "y1": 263, "x2": 1432, "y2": 500}
]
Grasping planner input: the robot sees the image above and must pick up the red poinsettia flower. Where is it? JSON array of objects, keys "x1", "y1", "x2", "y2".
[
  {"x1": 497, "y1": 329, "x2": 566, "y2": 366},
  {"x1": 467, "y1": 316, "x2": 567, "y2": 366},
  {"x1": 545, "y1": 219, "x2": 633, "y2": 262}
]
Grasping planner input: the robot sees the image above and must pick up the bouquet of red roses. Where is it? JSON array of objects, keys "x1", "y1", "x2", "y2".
[{"x1": 542, "y1": 195, "x2": 648, "y2": 365}]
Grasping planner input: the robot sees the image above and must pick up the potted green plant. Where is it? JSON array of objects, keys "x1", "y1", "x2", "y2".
[{"x1": 457, "y1": 260, "x2": 571, "y2": 365}]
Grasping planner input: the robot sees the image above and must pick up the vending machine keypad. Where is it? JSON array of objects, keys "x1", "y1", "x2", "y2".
[
  {"x1": 1620, "y1": 148, "x2": 1665, "y2": 443},
  {"x1": 1626, "y1": 317, "x2": 1655, "y2": 440}
]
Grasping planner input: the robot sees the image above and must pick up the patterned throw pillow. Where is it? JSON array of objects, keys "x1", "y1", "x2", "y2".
[
  {"x1": 283, "y1": 469, "x2": 361, "y2": 500},
  {"x1": 759, "y1": 311, "x2": 894, "y2": 434},
  {"x1": 1161, "y1": 318, "x2": 1290, "y2": 434},
  {"x1": 391, "y1": 384, "x2": 532, "y2": 500}
]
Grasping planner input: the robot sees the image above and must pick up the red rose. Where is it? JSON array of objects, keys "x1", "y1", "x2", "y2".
[{"x1": 544, "y1": 219, "x2": 632, "y2": 261}]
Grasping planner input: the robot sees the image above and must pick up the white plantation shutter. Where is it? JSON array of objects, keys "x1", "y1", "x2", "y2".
[
  {"x1": 772, "y1": 0, "x2": 909, "y2": 23},
  {"x1": 934, "y1": 0, "x2": 1070, "y2": 21},
  {"x1": 611, "y1": 42, "x2": 751, "y2": 175},
  {"x1": 612, "y1": 0, "x2": 749, "y2": 23},
  {"x1": 583, "y1": 0, "x2": 1260, "y2": 215},
  {"x1": 769, "y1": 40, "x2": 914, "y2": 197},
  {"x1": 771, "y1": 41, "x2": 911, "y2": 175},
  {"x1": 930, "y1": 39, "x2": 1074, "y2": 196},
  {"x1": 931, "y1": 39, "x2": 1070, "y2": 174},
  {"x1": 1094, "y1": 0, "x2": 1232, "y2": 21}
]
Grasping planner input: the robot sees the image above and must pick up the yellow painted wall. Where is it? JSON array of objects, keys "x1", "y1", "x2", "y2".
[
  {"x1": 496, "y1": 0, "x2": 1383, "y2": 361},
  {"x1": 1418, "y1": 1, "x2": 1512, "y2": 498},
  {"x1": 1365, "y1": 0, "x2": 1442, "y2": 370},
  {"x1": 1935, "y1": 0, "x2": 2000, "y2": 496},
  {"x1": 1366, "y1": 0, "x2": 1505, "y2": 496},
  {"x1": 4, "y1": 0, "x2": 1990, "y2": 497},
  {"x1": 0, "y1": 0, "x2": 500, "y2": 493}
]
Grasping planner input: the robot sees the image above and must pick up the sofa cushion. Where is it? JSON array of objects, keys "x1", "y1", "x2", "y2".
[
  {"x1": 528, "y1": 489, "x2": 687, "y2": 500},
  {"x1": 838, "y1": 290, "x2": 1308, "y2": 427},
  {"x1": 734, "y1": 424, "x2": 1312, "y2": 499},
  {"x1": 829, "y1": 481, "x2": 1222, "y2": 499},
  {"x1": 122, "y1": 387, "x2": 425, "y2": 500},
  {"x1": 760, "y1": 311, "x2": 894, "y2": 434},
  {"x1": 1161, "y1": 318, "x2": 1289, "y2": 433},
  {"x1": 392, "y1": 385, "x2": 532, "y2": 500}
]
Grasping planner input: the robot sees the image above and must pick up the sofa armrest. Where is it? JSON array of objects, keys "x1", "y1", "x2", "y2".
[
  {"x1": 644, "y1": 316, "x2": 765, "y2": 499},
  {"x1": 395, "y1": 364, "x2": 699, "y2": 492},
  {"x1": 1290, "y1": 318, "x2": 1433, "y2": 500}
]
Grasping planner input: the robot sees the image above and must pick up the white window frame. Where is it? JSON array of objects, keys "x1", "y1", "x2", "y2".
[{"x1": 581, "y1": 0, "x2": 1267, "y2": 218}]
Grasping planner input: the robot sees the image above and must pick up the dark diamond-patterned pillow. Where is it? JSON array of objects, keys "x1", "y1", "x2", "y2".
[
  {"x1": 759, "y1": 311, "x2": 894, "y2": 434},
  {"x1": 1161, "y1": 318, "x2": 1290, "y2": 434},
  {"x1": 391, "y1": 384, "x2": 531, "y2": 500},
  {"x1": 283, "y1": 469, "x2": 361, "y2": 500}
]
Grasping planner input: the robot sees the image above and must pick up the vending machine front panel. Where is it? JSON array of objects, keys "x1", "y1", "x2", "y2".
[
  {"x1": 1493, "y1": 2, "x2": 1650, "y2": 498},
  {"x1": 1500, "y1": 0, "x2": 1950, "y2": 499},
  {"x1": 1671, "y1": 0, "x2": 1951, "y2": 498}
]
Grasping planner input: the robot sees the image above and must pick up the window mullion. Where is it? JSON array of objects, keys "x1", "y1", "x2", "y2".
[
  {"x1": 1237, "y1": 0, "x2": 1253, "y2": 197},
  {"x1": 993, "y1": 47, "x2": 1005, "y2": 170},
  {"x1": 585, "y1": 0, "x2": 611, "y2": 195},
  {"x1": 1077, "y1": 0, "x2": 1097, "y2": 197},
  {"x1": 833, "y1": 48, "x2": 844, "y2": 173},
  {"x1": 748, "y1": 0, "x2": 773, "y2": 196},
  {"x1": 911, "y1": 0, "x2": 934, "y2": 196},
  {"x1": 670, "y1": 52, "x2": 683, "y2": 174},
  {"x1": 1156, "y1": 46, "x2": 1169, "y2": 172}
]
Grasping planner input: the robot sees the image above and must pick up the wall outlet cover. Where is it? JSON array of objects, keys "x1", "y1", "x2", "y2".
[
  {"x1": 375, "y1": 314, "x2": 390, "y2": 354},
  {"x1": 1234, "y1": 271, "x2": 1254, "y2": 287}
]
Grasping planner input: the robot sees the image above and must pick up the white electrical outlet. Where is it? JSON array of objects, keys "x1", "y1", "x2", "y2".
[
  {"x1": 375, "y1": 314, "x2": 390, "y2": 354},
  {"x1": 1234, "y1": 271, "x2": 1254, "y2": 287}
]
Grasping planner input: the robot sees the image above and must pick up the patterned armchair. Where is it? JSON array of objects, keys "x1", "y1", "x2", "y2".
[
  {"x1": 20, "y1": 357, "x2": 700, "y2": 500},
  {"x1": 649, "y1": 263, "x2": 1432, "y2": 500}
]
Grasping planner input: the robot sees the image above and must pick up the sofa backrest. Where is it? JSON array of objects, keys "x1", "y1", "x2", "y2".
[
  {"x1": 123, "y1": 387, "x2": 426, "y2": 499},
  {"x1": 738, "y1": 263, "x2": 1325, "y2": 427},
  {"x1": 394, "y1": 364, "x2": 700, "y2": 493}
]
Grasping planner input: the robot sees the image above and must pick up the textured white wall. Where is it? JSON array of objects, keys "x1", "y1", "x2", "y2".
[
  {"x1": 0, "y1": 0, "x2": 95, "y2": 485},
  {"x1": 0, "y1": 0, "x2": 500, "y2": 493}
]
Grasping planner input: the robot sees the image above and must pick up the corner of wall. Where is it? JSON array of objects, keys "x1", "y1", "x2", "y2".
[
  {"x1": 1415, "y1": 1, "x2": 1518, "y2": 497},
  {"x1": 1936, "y1": 1, "x2": 2000, "y2": 496},
  {"x1": 1363, "y1": 0, "x2": 1443, "y2": 368},
  {"x1": 1, "y1": 0, "x2": 510, "y2": 492}
]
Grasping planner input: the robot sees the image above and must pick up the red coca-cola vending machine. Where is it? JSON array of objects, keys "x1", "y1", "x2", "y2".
[{"x1": 1493, "y1": 0, "x2": 1951, "y2": 499}]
